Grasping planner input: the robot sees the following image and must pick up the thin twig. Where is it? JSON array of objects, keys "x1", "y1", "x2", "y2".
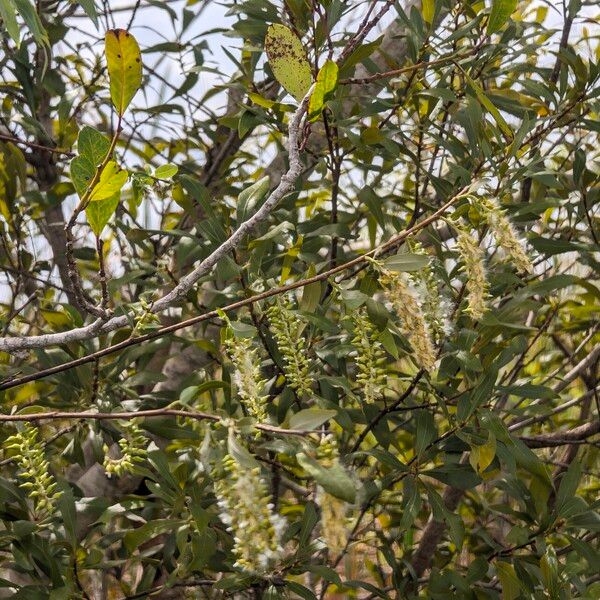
[
  {"x1": 0, "y1": 133, "x2": 74, "y2": 157},
  {"x1": 0, "y1": 407, "x2": 311, "y2": 437}
]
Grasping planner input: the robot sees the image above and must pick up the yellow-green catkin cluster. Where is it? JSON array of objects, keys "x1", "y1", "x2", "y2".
[
  {"x1": 224, "y1": 334, "x2": 268, "y2": 422},
  {"x1": 266, "y1": 299, "x2": 312, "y2": 396},
  {"x1": 416, "y1": 265, "x2": 452, "y2": 346},
  {"x1": 482, "y1": 199, "x2": 533, "y2": 275},
  {"x1": 214, "y1": 454, "x2": 285, "y2": 574},
  {"x1": 316, "y1": 434, "x2": 348, "y2": 555},
  {"x1": 351, "y1": 309, "x2": 386, "y2": 403},
  {"x1": 456, "y1": 228, "x2": 489, "y2": 320},
  {"x1": 380, "y1": 269, "x2": 437, "y2": 371},
  {"x1": 103, "y1": 422, "x2": 148, "y2": 477},
  {"x1": 5, "y1": 425, "x2": 62, "y2": 516},
  {"x1": 409, "y1": 248, "x2": 452, "y2": 344}
]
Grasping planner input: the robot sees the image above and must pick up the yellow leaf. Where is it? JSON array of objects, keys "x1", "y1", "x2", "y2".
[
  {"x1": 89, "y1": 161, "x2": 128, "y2": 202},
  {"x1": 105, "y1": 29, "x2": 143, "y2": 116},
  {"x1": 265, "y1": 24, "x2": 312, "y2": 101},
  {"x1": 422, "y1": 0, "x2": 435, "y2": 24},
  {"x1": 469, "y1": 432, "x2": 496, "y2": 474},
  {"x1": 41, "y1": 309, "x2": 72, "y2": 329},
  {"x1": 463, "y1": 70, "x2": 513, "y2": 139},
  {"x1": 248, "y1": 92, "x2": 276, "y2": 109},
  {"x1": 308, "y1": 59, "x2": 338, "y2": 121},
  {"x1": 487, "y1": 0, "x2": 518, "y2": 35},
  {"x1": 279, "y1": 235, "x2": 303, "y2": 284}
]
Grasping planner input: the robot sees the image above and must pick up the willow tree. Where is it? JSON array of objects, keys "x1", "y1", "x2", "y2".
[{"x1": 0, "y1": 0, "x2": 599, "y2": 598}]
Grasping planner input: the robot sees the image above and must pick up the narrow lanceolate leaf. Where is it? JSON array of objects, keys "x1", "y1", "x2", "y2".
[
  {"x1": 78, "y1": 0, "x2": 98, "y2": 28},
  {"x1": 86, "y1": 192, "x2": 119, "y2": 235},
  {"x1": 265, "y1": 24, "x2": 312, "y2": 101},
  {"x1": 0, "y1": 0, "x2": 20, "y2": 47},
  {"x1": 463, "y1": 71, "x2": 513, "y2": 139},
  {"x1": 422, "y1": 0, "x2": 435, "y2": 24},
  {"x1": 487, "y1": 0, "x2": 518, "y2": 35},
  {"x1": 89, "y1": 160, "x2": 128, "y2": 202},
  {"x1": 297, "y1": 453, "x2": 356, "y2": 503},
  {"x1": 308, "y1": 60, "x2": 338, "y2": 121},
  {"x1": 105, "y1": 28, "x2": 143, "y2": 115},
  {"x1": 14, "y1": 0, "x2": 48, "y2": 45}
]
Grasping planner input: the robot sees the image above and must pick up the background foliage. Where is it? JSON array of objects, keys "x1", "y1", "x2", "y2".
[{"x1": 0, "y1": 0, "x2": 599, "y2": 598}]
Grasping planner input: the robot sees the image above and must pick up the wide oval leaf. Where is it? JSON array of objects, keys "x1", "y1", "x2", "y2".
[
  {"x1": 105, "y1": 29, "x2": 143, "y2": 116},
  {"x1": 70, "y1": 126, "x2": 110, "y2": 197},
  {"x1": 89, "y1": 160, "x2": 128, "y2": 202},
  {"x1": 265, "y1": 24, "x2": 312, "y2": 101},
  {"x1": 86, "y1": 193, "x2": 120, "y2": 235}
]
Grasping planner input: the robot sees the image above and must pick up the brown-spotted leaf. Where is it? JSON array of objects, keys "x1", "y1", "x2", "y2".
[
  {"x1": 265, "y1": 24, "x2": 312, "y2": 101},
  {"x1": 105, "y1": 29, "x2": 143, "y2": 116}
]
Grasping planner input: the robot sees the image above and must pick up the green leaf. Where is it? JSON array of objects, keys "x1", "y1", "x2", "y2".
[
  {"x1": 286, "y1": 582, "x2": 317, "y2": 600},
  {"x1": 383, "y1": 252, "x2": 430, "y2": 272},
  {"x1": 555, "y1": 462, "x2": 582, "y2": 516},
  {"x1": 463, "y1": 70, "x2": 513, "y2": 139},
  {"x1": 14, "y1": 0, "x2": 48, "y2": 46},
  {"x1": 487, "y1": 0, "x2": 518, "y2": 35},
  {"x1": 529, "y1": 236, "x2": 587, "y2": 256},
  {"x1": 425, "y1": 463, "x2": 482, "y2": 490},
  {"x1": 504, "y1": 438, "x2": 552, "y2": 486},
  {"x1": 86, "y1": 192, "x2": 120, "y2": 235},
  {"x1": 297, "y1": 453, "x2": 356, "y2": 503},
  {"x1": 88, "y1": 160, "x2": 128, "y2": 202},
  {"x1": 399, "y1": 477, "x2": 421, "y2": 529},
  {"x1": 496, "y1": 561, "x2": 522, "y2": 600},
  {"x1": 227, "y1": 431, "x2": 260, "y2": 469},
  {"x1": 105, "y1": 28, "x2": 143, "y2": 115},
  {"x1": 298, "y1": 501, "x2": 318, "y2": 547},
  {"x1": 288, "y1": 408, "x2": 337, "y2": 430},
  {"x1": 124, "y1": 519, "x2": 183, "y2": 553},
  {"x1": 415, "y1": 409, "x2": 436, "y2": 456},
  {"x1": 237, "y1": 176, "x2": 270, "y2": 223},
  {"x1": 70, "y1": 126, "x2": 111, "y2": 197},
  {"x1": 56, "y1": 486, "x2": 77, "y2": 547},
  {"x1": 541, "y1": 546, "x2": 560, "y2": 597},
  {"x1": 497, "y1": 384, "x2": 557, "y2": 400},
  {"x1": 154, "y1": 164, "x2": 178, "y2": 180},
  {"x1": 78, "y1": 0, "x2": 98, "y2": 27},
  {"x1": 422, "y1": 0, "x2": 435, "y2": 24},
  {"x1": 265, "y1": 24, "x2": 312, "y2": 101},
  {"x1": 308, "y1": 59, "x2": 338, "y2": 121},
  {"x1": 77, "y1": 126, "x2": 111, "y2": 165},
  {"x1": 0, "y1": 0, "x2": 20, "y2": 47}
]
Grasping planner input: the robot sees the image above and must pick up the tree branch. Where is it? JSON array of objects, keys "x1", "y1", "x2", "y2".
[
  {"x1": 0, "y1": 407, "x2": 310, "y2": 436},
  {"x1": 0, "y1": 188, "x2": 468, "y2": 386},
  {"x1": 0, "y1": 96, "x2": 309, "y2": 352}
]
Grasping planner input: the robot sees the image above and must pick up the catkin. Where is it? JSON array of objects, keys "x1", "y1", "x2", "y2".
[
  {"x1": 5, "y1": 425, "x2": 62, "y2": 515},
  {"x1": 412, "y1": 259, "x2": 452, "y2": 344},
  {"x1": 380, "y1": 269, "x2": 437, "y2": 371},
  {"x1": 483, "y1": 199, "x2": 533, "y2": 274},
  {"x1": 266, "y1": 299, "x2": 312, "y2": 396},
  {"x1": 456, "y1": 229, "x2": 489, "y2": 319},
  {"x1": 351, "y1": 308, "x2": 386, "y2": 403},
  {"x1": 103, "y1": 421, "x2": 148, "y2": 477},
  {"x1": 214, "y1": 454, "x2": 286, "y2": 573},
  {"x1": 224, "y1": 335, "x2": 268, "y2": 422}
]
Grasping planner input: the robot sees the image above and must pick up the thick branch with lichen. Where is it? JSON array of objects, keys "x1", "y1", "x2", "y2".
[{"x1": 0, "y1": 96, "x2": 310, "y2": 352}]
